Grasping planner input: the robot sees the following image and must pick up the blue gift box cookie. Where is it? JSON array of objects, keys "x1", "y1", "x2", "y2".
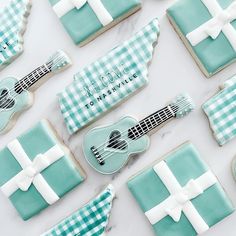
[
  {"x1": 42, "y1": 185, "x2": 115, "y2": 236},
  {"x1": 167, "y1": 0, "x2": 236, "y2": 77},
  {"x1": 128, "y1": 142, "x2": 234, "y2": 236},
  {"x1": 0, "y1": 120, "x2": 86, "y2": 220},
  {"x1": 202, "y1": 76, "x2": 236, "y2": 146},
  {"x1": 58, "y1": 18, "x2": 160, "y2": 134},
  {"x1": 0, "y1": 0, "x2": 31, "y2": 70},
  {"x1": 49, "y1": 0, "x2": 141, "y2": 46}
]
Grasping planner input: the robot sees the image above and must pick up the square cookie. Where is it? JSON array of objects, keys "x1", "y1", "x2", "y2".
[
  {"x1": 58, "y1": 18, "x2": 160, "y2": 134},
  {"x1": 167, "y1": 0, "x2": 236, "y2": 77},
  {"x1": 49, "y1": 0, "x2": 141, "y2": 46},
  {"x1": 128, "y1": 142, "x2": 234, "y2": 236},
  {"x1": 0, "y1": 120, "x2": 86, "y2": 220},
  {"x1": 202, "y1": 76, "x2": 236, "y2": 146}
]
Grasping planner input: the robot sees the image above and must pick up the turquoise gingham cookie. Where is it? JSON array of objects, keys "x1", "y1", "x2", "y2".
[
  {"x1": 0, "y1": 0, "x2": 31, "y2": 70},
  {"x1": 58, "y1": 18, "x2": 160, "y2": 134},
  {"x1": 42, "y1": 185, "x2": 115, "y2": 236},
  {"x1": 202, "y1": 76, "x2": 236, "y2": 146}
]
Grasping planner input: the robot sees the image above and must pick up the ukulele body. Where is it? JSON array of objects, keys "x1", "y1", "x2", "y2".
[
  {"x1": 83, "y1": 116, "x2": 150, "y2": 174},
  {"x1": 0, "y1": 77, "x2": 33, "y2": 133}
]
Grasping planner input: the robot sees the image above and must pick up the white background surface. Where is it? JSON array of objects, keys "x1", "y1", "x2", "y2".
[{"x1": 1, "y1": 0, "x2": 236, "y2": 235}]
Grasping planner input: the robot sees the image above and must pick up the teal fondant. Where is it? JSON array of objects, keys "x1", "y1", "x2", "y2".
[
  {"x1": 128, "y1": 142, "x2": 234, "y2": 236},
  {"x1": 167, "y1": 0, "x2": 236, "y2": 76},
  {"x1": 0, "y1": 120, "x2": 85, "y2": 220},
  {"x1": 49, "y1": 0, "x2": 141, "y2": 45}
]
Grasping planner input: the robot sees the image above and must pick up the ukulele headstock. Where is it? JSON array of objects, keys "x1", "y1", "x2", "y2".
[
  {"x1": 46, "y1": 50, "x2": 71, "y2": 73},
  {"x1": 170, "y1": 93, "x2": 195, "y2": 118}
]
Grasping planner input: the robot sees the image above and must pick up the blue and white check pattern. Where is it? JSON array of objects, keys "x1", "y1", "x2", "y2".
[
  {"x1": 58, "y1": 18, "x2": 160, "y2": 134},
  {"x1": 0, "y1": 0, "x2": 31, "y2": 69},
  {"x1": 203, "y1": 76, "x2": 236, "y2": 146},
  {"x1": 42, "y1": 185, "x2": 115, "y2": 236}
]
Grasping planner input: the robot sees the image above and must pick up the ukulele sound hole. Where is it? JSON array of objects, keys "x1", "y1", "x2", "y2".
[
  {"x1": 0, "y1": 89, "x2": 15, "y2": 109},
  {"x1": 107, "y1": 130, "x2": 128, "y2": 151}
]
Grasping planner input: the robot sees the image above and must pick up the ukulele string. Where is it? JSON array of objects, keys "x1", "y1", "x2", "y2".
[
  {"x1": 0, "y1": 56, "x2": 65, "y2": 112},
  {"x1": 99, "y1": 102, "x2": 192, "y2": 163},
  {"x1": 93, "y1": 98, "x2": 189, "y2": 154},
  {"x1": 93, "y1": 98, "x2": 189, "y2": 155},
  {"x1": 0, "y1": 53, "x2": 65, "y2": 103},
  {"x1": 0, "y1": 54, "x2": 63, "y2": 104},
  {"x1": 0, "y1": 60, "x2": 55, "y2": 101}
]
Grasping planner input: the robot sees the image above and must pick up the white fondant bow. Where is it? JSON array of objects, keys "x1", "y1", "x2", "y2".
[
  {"x1": 145, "y1": 161, "x2": 217, "y2": 234},
  {"x1": 0, "y1": 139, "x2": 65, "y2": 205},
  {"x1": 53, "y1": 0, "x2": 113, "y2": 26},
  {"x1": 187, "y1": 0, "x2": 236, "y2": 51}
]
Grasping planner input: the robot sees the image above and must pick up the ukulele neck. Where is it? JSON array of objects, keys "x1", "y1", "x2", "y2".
[
  {"x1": 15, "y1": 64, "x2": 51, "y2": 94},
  {"x1": 128, "y1": 105, "x2": 175, "y2": 140}
]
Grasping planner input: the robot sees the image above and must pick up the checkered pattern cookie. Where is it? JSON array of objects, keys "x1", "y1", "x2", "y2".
[
  {"x1": 42, "y1": 185, "x2": 115, "y2": 236},
  {"x1": 58, "y1": 18, "x2": 160, "y2": 134},
  {"x1": 0, "y1": 0, "x2": 31, "y2": 70},
  {"x1": 202, "y1": 76, "x2": 236, "y2": 146}
]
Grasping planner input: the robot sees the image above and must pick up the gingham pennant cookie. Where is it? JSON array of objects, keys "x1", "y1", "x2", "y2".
[
  {"x1": 58, "y1": 18, "x2": 160, "y2": 134},
  {"x1": 202, "y1": 76, "x2": 236, "y2": 146},
  {"x1": 42, "y1": 185, "x2": 115, "y2": 236},
  {"x1": 0, "y1": 0, "x2": 31, "y2": 70}
]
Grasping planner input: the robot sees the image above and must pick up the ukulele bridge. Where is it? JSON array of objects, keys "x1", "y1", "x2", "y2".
[{"x1": 90, "y1": 146, "x2": 105, "y2": 166}]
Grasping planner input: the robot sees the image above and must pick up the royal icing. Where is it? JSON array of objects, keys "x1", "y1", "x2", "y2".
[
  {"x1": 58, "y1": 18, "x2": 160, "y2": 134},
  {"x1": 128, "y1": 142, "x2": 235, "y2": 236},
  {"x1": 42, "y1": 185, "x2": 115, "y2": 236},
  {"x1": 202, "y1": 76, "x2": 236, "y2": 146},
  {"x1": 0, "y1": 120, "x2": 85, "y2": 220},
  {"x1": 0, "y1": 0, "x2": 31, "y2": 70},
  {"x1": 167, "y1": 0, "x2": 236, "y2": 77},
  {"x1": 49, "y1": 0, "x2": 141, "y2": 45}
]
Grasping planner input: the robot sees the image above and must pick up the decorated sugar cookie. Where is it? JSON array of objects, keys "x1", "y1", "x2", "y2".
[
  {"x1": 42, "y1": 185, "x2": 114, "y2": 236},
  {"x1": 0, "y1": 50, "x2": 71, "y2": 134},
  {"x1": 58, "y1": 18, "x2": 160, "y2": 134},
  {"x1": 0, "y1": 120, "x2": 86, "y2": 220},
  {"x1": 49, "y1": 0, "x2": 141, "y2": 46},
  {"x1": 0, "y1": 0, "x2": 31, "y2": 70},
  {"x1": 202, "y1": 76, "x2": 236, "y2": 146},
  {"x1": 128, "y1": 142, "x2": 235, "y2": 236},
  {"x1": 83, "y1": 93, "x2": 194, "y2": 174},
  {"x1": 167, "y1": 0, "x2": 236, "y2": 77}
]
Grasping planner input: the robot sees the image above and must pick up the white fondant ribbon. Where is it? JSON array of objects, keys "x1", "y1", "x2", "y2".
[
  {"x1": 186, "y1": 0, "x2": 236, "y2": 51},
  {"x1": 145, "y1": 161, "x2": 217, "y2": 234},
  {"x1": 0, "y1": 139, "x2": 65, "y2": 205},
  {"x1": 53, "y1": 0, "x2": 113, "y2": 26}
]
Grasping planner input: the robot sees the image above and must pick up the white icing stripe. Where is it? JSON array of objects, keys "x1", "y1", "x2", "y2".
[
  {"x1": 53, "y1": 0, "x2": 113, "y2": 26},
  {"x1": 145, "y1": 161, "x2": 217, "y2": 234},
  {"x1": 0, "y1": 140, "x2": 64, "y2": 205},
  {"x1": 186, "y1": 0, "x2": 236, "y2": 51},
  {"x1": 53, "y1": 0, "x2": 74, "y2": 18}
]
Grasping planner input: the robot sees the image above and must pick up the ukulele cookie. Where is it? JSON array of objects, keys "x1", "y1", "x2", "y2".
[
  {"x1": 42, "y1": 185, "x2": 114, "y2": 236},
  {"x1": 83, "y1": 93, "x2": 194, "y2": 174},
  {"x1": 0, "y1": 0, "x2": 31, "y2": 70},
  {"x1": 0, "y1": 50, "x2": 71, "y2": 134},
  {"x1": 202, "y1": 76, "x2": 236, "y2": 146},
  {"x1": 0, "y1": 119, "x2": 86, "y2": 220},
  {"x1": 128, "y1": 142, "x2": 235, "y2": 236},
  {"x1": 167, "y1": 0, "x2": 236, "y2": 77},
  {"x1": 49, "y1": 0, "x2": 141, "y2": 46},
  {"x1": 58, "y1": 18, "x2": 160, "y2": 134}
]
